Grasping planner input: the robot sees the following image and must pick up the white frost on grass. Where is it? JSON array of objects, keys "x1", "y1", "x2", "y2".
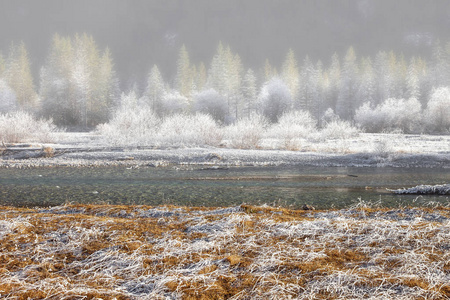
[{"x1": 1, "y1": 204, "x2": 450, "y2": 299}]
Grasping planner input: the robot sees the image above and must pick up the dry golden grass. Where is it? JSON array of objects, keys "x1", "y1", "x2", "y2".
[{"x1": 0, "y1": 204, "x2": 449, "y2": 299}]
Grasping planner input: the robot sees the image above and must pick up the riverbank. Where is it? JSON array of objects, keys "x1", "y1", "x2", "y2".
[
  {"x1": 0, "y1": 132, "x2": 449, "y2": 169},
  {"x1": 0, "y1": 204, "x2": 449, "y2": 299}
]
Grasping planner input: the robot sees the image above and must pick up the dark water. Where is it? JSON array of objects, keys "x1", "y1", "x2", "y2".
[{"x1": 0, "y1": 166, "x2": 448, "y2": 209}]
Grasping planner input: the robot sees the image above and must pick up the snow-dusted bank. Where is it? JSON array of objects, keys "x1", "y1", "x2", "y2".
[
  {"x1": 0, "y1": 204, "x2": 449, "y2": 299},
  {"x1": 0, "y1": 132, "x2": 449, "y2": 168},
  {"x1": 391, "y1": 184, "x2": 450, "y2": 195}
]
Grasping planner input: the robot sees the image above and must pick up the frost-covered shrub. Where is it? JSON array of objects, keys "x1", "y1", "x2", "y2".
[
  {"x1": 97, "y1": 107, "x2": 159, "y2": 146},
  {"x1": 258, "y1": 78, "x2": 292, "y2": 123},
  {"x1": 0, "y1": 111, "x2": 57, "y2": 143},
  {"x1": 424, "y1": 87, "x2": 450, "y2": 133},
  {"x1": 97, "y1": 92, "x2": 160, "y2": 145},
  {"x1": 315, "y1": 119, "x2": 359, "y2": 141},
  {"x1": 267, "y1": 110, "x2": 317, "y2": 150},
  {"x1": 157, "y1": 113, "x2": 222, "y2": 147},
  {"x1": 354, "y1": 98, "x2": 422, "y2": 133},
  {"x1": 321, "y1": 108, "x2": 339, "y2": 124},
  {"x1": 159, "y1": 90, "x2": 189, "y2": 117},
  {"x1": 226, "y1": 113, "x2": 268, "y2": 149},
  {"x1": 193, "y1": 89, "x2": 228, "y2": 123}
]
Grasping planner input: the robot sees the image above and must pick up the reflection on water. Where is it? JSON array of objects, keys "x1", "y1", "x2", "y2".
[{"x1": 0, "y1": 166, "x2": 448, "y2": 209}]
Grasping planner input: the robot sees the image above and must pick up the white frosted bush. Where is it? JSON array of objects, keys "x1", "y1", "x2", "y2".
[
  {"x1": 354, "y1": 98, "x2": 422, "y2": 133},
  {"x1": 0, "y1": 111, "x2": 57, "y2": 143},
  {"x1": 0, "y1": 79, "x2": 17, "y2": 113},
  {"x1": 267, "y1": 110, "x2": 317, "y2": 150},
  {"x1": 315, "y1": 119, "x2": 359, "y2": 141},
  {"x1": 226, "y1": 113, "x2": 268, "y2": 149},
  {"x1": 193, "y1": 89, "x2": 228, "y2": 123},
  {"x1": 97, "y1": 107, "x2": 159, "y2": 146},
  {"x1": 97, "y1": 92, "x2": 160, "y2": 146},
  {"x1": 258, "y1": 78, "x2": 292, "y2": 123},
  {"x1": 425, "y1": 87, "x2": 450, "y2": 133},
  {"x1": 159, "y1": 90, "x2": 189, "y2": 116},
  {"x1": 157, "y1": 113, "x2": 222, "y2": 147}
]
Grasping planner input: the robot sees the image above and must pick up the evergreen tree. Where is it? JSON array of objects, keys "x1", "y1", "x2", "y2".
[
  {"x1": 297, "y1": 56, "x2": 316, "y2": 111},
  {"x1": 326, "y1": 53, "x2": 341, "y2": 112},
  {"x1": 374, "y1": 51, "x2": 389, "y2": 105},
  {"x1": 228, "y1": 52, "x2": 243, "y2": 120},
  {"x1": 40, "y1": 33, "x2": 118, "y2": 127},
  {"x1": 431, "y1": 40, "x2": 447, "y2": 87},
  {"x1": 92, "y1": 47, "x2": 120, "y2": 124},
  {"x1": 175, "y1": 45, "x2": 193, "y2": 101},
  {"x1": 281, "y1": 48, "x2": 299, "y2": 101},
  {"x1": 406, "y1": 57, "x2": 420, "y2": 100},
  {"x1": 356, "y1": 57, "x2": 375, "y2": 106},
  {"x1": 263, "y1": 58, "x2": 277, "y2": 82},
  {"x1": 5, "y1": 42, "x2": 39, "y2": 111},
  {"x1": 195, "y1": 62, "x2": 207, "y2": 92},
  {"x1": 336, "y1": 47, "x2": 358, "y2": 120},
  {"x1": 144, "y1": 64, "x2": 166, "y2": 114},
  {"x1": 241, "y1": 68, "x2": 257, "y2": 118},
  {"x1": 207, "y1": 42, "x2": 227, "y2": 95},
  {"x1": 40, "y1": 34, "x2": 76, "y2": 125}
]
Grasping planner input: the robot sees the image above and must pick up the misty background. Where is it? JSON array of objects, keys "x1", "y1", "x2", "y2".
[{"x1": 2, "y1": 0, "x2": 450, "y2": 88}]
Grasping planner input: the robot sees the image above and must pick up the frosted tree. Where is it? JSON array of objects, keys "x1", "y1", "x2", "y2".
[
  {"x1": 406, "y1": 57, "x2": 420, "y2": 100},
  {"x1": 228, "y1": 52, "x2": 243, "y2": 120},
  {"x1": 195, "y1": 62, "x2": 207, "y2": 92},
  {"x1": 356, "y1": 57, "x2": 375, "y2": 106},
  {"x1": 326, "y1": 53, "x2": 341, "y2": 112},
  {"x1": 298, "y1": 56, "x2": 323, "y2": 119},
  {"x1": 388, "y1": 51, "x2": 407, "y2": 99},
  {"x1": 258, "y1": 77, "x2": 292, "y2": 123},
  {"x1": 40, "y1": 34, "x2": 118, "y2": 127},
  {"x1": 281, "y1": 49, "x2": 299, "y2": 101},
  {"x1": 430, "y1": 40, "x2": 448, "y2": 87},
  {"x1": 336, "y1": 47, "x2": 358, "y2": 120},
  {"x1": 175, "y1": 45, "x2": 193, "y2": 101},
  {"x1": 313, "y1": 60, "x2": 326, "y2": 122},
  {"x1": 374, "y1": 51, "x2": 388, "y2": 105},
  {"x1": 241, "y1": 68, "x2": 258, "y2": 118},
  {"x1": 144, "y1": 65, "x2": 166, "y2": 114},
  {"x1": 263, "y1": 59, "x2": 277, "y2": 82},
  {"x1": 72, "y1": 34, "x2": 93, "y2": 127},
  {"x1": 40, "y1": 34, "x2": 76, "y2": 125},
  {"x1": 5, "y1": 42, "x2": 39, "y2": 111},
  {"x1": 207, "y1": 42, "x2": 227, "y2": 95},
  {"x1": 206, "y1": 43, "x2": 243, "y2": 121},
  {"x1": 91, "y1": 47, "x2": 120, "y2": 124}
]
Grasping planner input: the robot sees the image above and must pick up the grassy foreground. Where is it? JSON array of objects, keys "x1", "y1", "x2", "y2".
[{"x1": 0, "y1": 204, "x2": 449, "y2": 299}]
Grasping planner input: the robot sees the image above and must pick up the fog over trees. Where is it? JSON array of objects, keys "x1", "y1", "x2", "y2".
[{"x1": 0, "y1": 0, "x2": 449, "y2": 134}]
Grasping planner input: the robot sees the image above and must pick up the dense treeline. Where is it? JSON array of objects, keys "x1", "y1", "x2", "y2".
[{"x1": 0, "y1": 34, "x2": 449, "y2": 133}]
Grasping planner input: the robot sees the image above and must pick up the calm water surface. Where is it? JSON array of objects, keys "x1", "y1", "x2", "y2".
[{"x1": 0, "y1": 166, "x2": 448, "y2": 209}]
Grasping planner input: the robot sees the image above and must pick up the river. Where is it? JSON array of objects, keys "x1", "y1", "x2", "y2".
[{"x1": 0, "y1": 166, "x2": 448, "y2": 209}]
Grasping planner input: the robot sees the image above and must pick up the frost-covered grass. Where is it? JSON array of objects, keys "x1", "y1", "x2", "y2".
[{"x1": 1, "y1": 204, "x2": 449, "y2": 299}]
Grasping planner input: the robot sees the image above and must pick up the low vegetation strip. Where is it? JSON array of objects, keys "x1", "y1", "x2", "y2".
[{"x1": 0, "y1": 204, "x2": 449, "y2": 299}]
